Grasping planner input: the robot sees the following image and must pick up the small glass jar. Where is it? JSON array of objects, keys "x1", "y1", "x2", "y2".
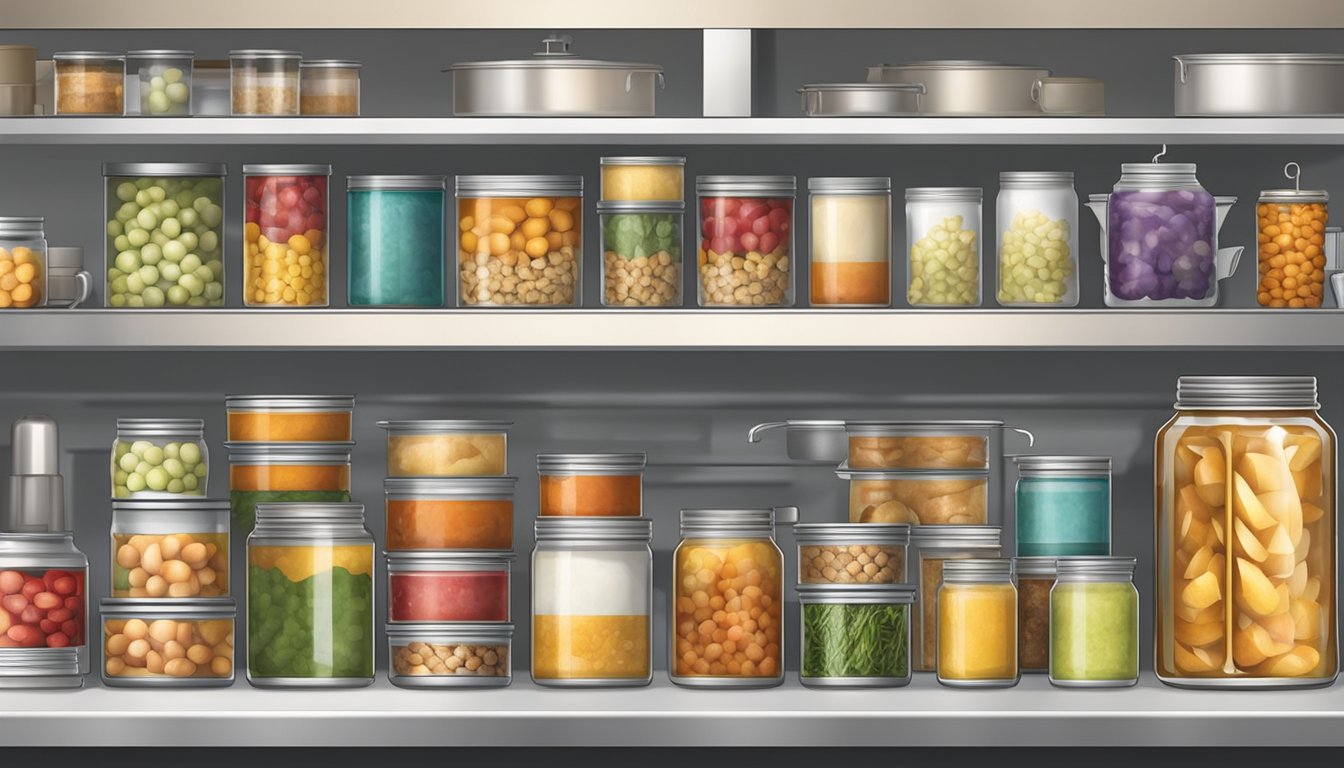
[
  {"x1": 53, "y1": 52, "x2": 124, "y2": 115},
  {"x1": 537, "y1": 453, "x2": 647, "y2": 517},
  {"x1": 1014, "y1": 455, "x2": 1111, "y2": 556},
  {"x1": 532, "y1": 517, "x2": 653, "y2": 687},
  {"x1": 378, "y1": 420, "x2": 510, "y2": 476},
  {"x1": 111, "y1": 419, "x2": 208, "y2": 499},
  {"x1": 909, "y1": 525, "x2": 1001, "y2": 672},
  {"x1": 1106, "y1": 162, "x2": 1217, "y2": 306},
  {"x1": 798, "y1": 584, "x2": 914, "y2": 688},
  {"x1": 128, "y1": 50, "x2": 193, "y2": 116},
  {"x1": 387, "y1": 622, "x2": 513, "y2": 688},
  {"x1": 600, "y1": 156, "x2": 686, "y2": 201},
  {"x1": 907, "y1": 187, "x2": 982, "y2": 307},
  {"x1": 1257, "y1": 163, "x2": 1329, "y2": 308},
  {"x1": 229, "y1": 50, "x2": 300, "y2": 115},
  {"x1": 794, "y1": 522, "x2": 909, "y2": 584},
  {"x1": 103, "y1": 163, "x2": 227, "y2": 309},
  {"x1": 386, "y1": 551, "x2": 512, "y2": 623},
  {"x1": 809, "y1": 177, "x2": 892, "y2": 307},
  {"x1": 100, "y1": 597, "x2": 236, "y2": 687},
  {"x1": 837, "y1": 465, "x2": 989, "y2": 525},
  {"x1": 300, "y1": 60, "x2": 361, "y2": 116},
  {"x1": 597, "y1": 201, "x2": 683, "y2": 307},
  {"x1": 1013, "y1": 556, "x2": 1057, "y2": 673},
  {"x1": 246, "y1": 502, "x2": 374, "y2": 688},
  {"x1": 111, "y1": 499, "x2": 230, "y2": 598},
  {"x1": 347, "y1": 175, "x2": 446, "y2": 307},
  {"x1": 0, "y1": 533, "x2": 89, "y2": 674},
  {"x1": 242, "y1": 164, "x2": 332, "y2": 307},
  {"x1": 456, "y1": 175, "x2": 583, "y2": 307},
  {"x1": 1050, "y1": 556, "x2": 1139, "y2": 687},
  {"x1": 384, "y1": 477, "x2": 516, "y2": 550},
  {"x1": 696, "y1": 175, "x2": 795, "y2": 307},
  {"x1": 0, "y1": 217, "x2": 46, "y2": 309},
  {"x1": 226, "y1": 441, "x2": 354, "y2": 538},
  {"x1": 0, "y1": 647, "x2": 82, "y2": 689},
  {"x1": 225, "y1": 394, "x2": 354, "y2": 442},
  {"x1": 192, "y1": 60, "x2": 230, "y2": 116},
  {"x1": 937, "y1": 558, "x2": 1018, "y2": 688},
  {"x1": 671, "y1": 508, "x2": 785, "y2": 688},
  {"x1": 996, "y1": 171, "x2": 1079, "y2": 307}
]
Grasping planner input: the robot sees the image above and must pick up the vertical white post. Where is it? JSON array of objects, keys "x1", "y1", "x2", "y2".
[{"x1": 702, "y1": 29, "x2": 753, "y2": 117}]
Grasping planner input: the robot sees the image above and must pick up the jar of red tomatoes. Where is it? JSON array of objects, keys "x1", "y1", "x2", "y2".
[
  {"x1": 695, "y1": 176, "x2": 795, "y2": 307},
  {"x1": 0, "y1": 536, "x2": 88, "y2": 672},
  {"x1": 386, "y1": 551, "x2": 513, "y2": 623},
  {"x1": 242, "y1": 164, "x2": 332, "y2": 307}
]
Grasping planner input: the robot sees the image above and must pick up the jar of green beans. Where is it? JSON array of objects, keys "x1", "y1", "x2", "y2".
[{"x1": 798, "y1": 583, "x2": 914, "y2": 688}]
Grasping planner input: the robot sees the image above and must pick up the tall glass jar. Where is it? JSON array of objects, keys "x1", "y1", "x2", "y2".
[
  {"x1": 937, "y1": 558, "x2": 1018, "y2": 688},
  {"x1": 909, "y1": 525, "x2": 1001, "y2": 672},
  {"x1": 246, "y1": 502, "x2": 374, "y2": 688},
  {"x1": 1014, "y1": 556, "x2": 1056, "y2": 673},
  {"x1": 1256, "y1": 163, "x2": 1329, "y2": 308},
  {"x1": 996, "y1": 171, "x2": 1078, "y2": 307},
  {"x1": 533, "y1": 517, "x2": 653, "y2": 687},
  {"x1": 809, "y1": 177, "x2": 892, "y2": 307},
  {"x1": 0, "y1": 217, "x2": 46, "y2": 309},
  {"x1": 1013, "y1": 455, "x2": 1111, "y2": 556},
  {"x1": 1050, "y1": 556, "x2": 1139, "y2": 688},
  {"x1": 243, "y1": 164, "x2": 332, "y2": 307},
  {"x1": 111, "y1": 419, "x2": 208, "y2": 499},
  {"x1": 347, "y1": 175, "x2": 446, "y2": 307},
  {"x1": 695, "y1": 175, "x2": 795, "y2": 307},
  {"x1": 906, "y1": 187, "x2": 982, "y2": 307},
  {"x1": 128, "y1": 50, "x2": 193, "y2": 116},
  {"x1": 1156, "y1": 375, "x2": 1336, "y2": 688},
  {"x1": 1106, "y1": 162, "x2": 1217, "y2": 306},
  {"x1": 670, "y1": 508, "x2": 785, "y2": 688}
]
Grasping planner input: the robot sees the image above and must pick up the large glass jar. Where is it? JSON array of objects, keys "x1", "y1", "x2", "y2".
[
  {"x1": 128, "y1": 50, "x2": 193, "y2": 116},
  {"x1": 246, "y1": 502, "x2": 374, "y2": 688},
  {"x1": 1106, "y1": 162, "x2": 1217, "y2": 306},
  {"x1": 385, "y1": 477, "x2": 515, "y2": 550},
  {"x1": 809, "y1": 177, "x2": 892, "y2": 307},
  {"x1": 0, "y1": 217, "x2": 46, "y2": 309},
  {"x1": 243, "y1": 164, "x2": 332, "y2": 307},
  {"x1": 794, "y1": 522, "x2": 909, "y2": 584},
  {"x1": 537, "y1": 453, "x2": 646, "y2": 517},
  {"x1": 600, "y1": 156, "x2": 685, "y2": 201},
  {"x1": 996, "y1": 171, "x2": 1078, "y2": 307},
  {"x1": 906, "y1": 187, "x2": 982, "y2": 307},
  {"x1": 100, "y1": 597, "x2": 235, "y2": 687},
  {"x1": 347, "y1": 175, "x2": 446, "y2": 307},
  {"x1": 1013, "y1": 455, "x2": 1111, "y2": 556},
  {"x1": 909, "y1": 525, "x2": 1001, "y2": 672},
  {"x1": 1014, "y1": 556, "x2": 1056, "y2": 673},
  {"x1": 1256, "y1": 163, "x2": 1329, "y2": 308},
  {"x1": 226, "y1": 441, "x2": 353, "y2": 539},
  {"x1": 1156, "y1": 375, "x2": 1337, "y2": 688},
  {"x1": 799, "y1": 583, "x2": 914, "y2": 688},
  {"x1": 103, "y1": 163, "x2": 226, "y2": 309},
  {"x1": 230, "y1": 50, "x2": 299, "y2": 115},
  {"x1": 53, "y1": 52, "x2": 124, "y2": 115},
  {"x1": 597, "y1": 201, "x2": 683, "y2": 307},
  {"x1": 225, "y1": 394, "x2": 354, "y2": 442},
  {"x1": 695, "y1": 175, "x2": 795, "y2": 307},
  {"x1": 300, "y1": 60, "x2": 361, "y2": 116},
  {"x1": 111, "y1": 499, "x2": 230, "y2": 598},
  {"x1": 111, "y1": 419, "x2": 208, "y2": 499},
  {"x1": 533, "y1": 517, "x2": 653, "y2": 687},
  {"x1": 1050, "y1": 556, "x2": 1139, "y2": 688},
  {"x1": 0, "y1": 533, "x2": 89, "y2": 674},
  {"x1": 937, "y1": 558, "x2": 1018, "y2": 688},
  {"x1": 670, "y1": 508, "x2": 785, "y2": 688}
]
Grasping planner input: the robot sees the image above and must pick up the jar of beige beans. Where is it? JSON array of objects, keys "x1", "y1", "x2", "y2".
[{"x1": 696, "y1": 175, "x2": 795, "y2": 307}]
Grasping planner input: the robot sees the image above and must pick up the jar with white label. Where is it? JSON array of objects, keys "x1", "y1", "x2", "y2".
[
  {"x1": 996, "y1": 171, "x2": 1079, "y2": 307},
  {"x1": 809, "y1": 177, "x2": 892, "y2": 307},
  {"x1": 906, "y1": 187, "x2": 982, "y2": 307}
]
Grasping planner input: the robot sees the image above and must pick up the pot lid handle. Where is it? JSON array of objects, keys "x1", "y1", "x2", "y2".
[
  {"x1": 537, "y1": 34, "x2": 576, "y2": 58},
  {"x1": 1007, "y1": 426, "x2": 1035, "y2": 447}
]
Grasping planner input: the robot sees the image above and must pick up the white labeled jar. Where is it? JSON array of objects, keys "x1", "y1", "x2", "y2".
[
  {"x1": 996, "y1": 171, "x2": 1079, "y2": 307},
  {"x1": 906, "y1": 187, "x2": 982, "y2": 307},
  {"x1": 809, "y1": 177, "x2": 892, "y2": 307}
]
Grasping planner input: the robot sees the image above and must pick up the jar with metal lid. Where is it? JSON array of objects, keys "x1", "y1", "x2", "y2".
[
  {"x1": 45, "y1": 247, "x2": 90, "y2": 308},
  {"x1": 246, "y1": 502, "x2": 374, "y2": 687},
  {"x1": 386, "y1": 550, "x2": 513, "y2": 623},
  {"x1": 226, "y1": 394, "x2": 355, "y2": 442},
  {"x1": 1106, "y1": 159, "x2": 1217, "y2": 305},
  {"x1": 1156, "y1": 375, "x2": 1336, "y2": 688},
  {"x1": 242, "y1": 164, "x2": 332, "y2": 307},
  {"x1": 111, "y1": 419, "x2": 208, "y2": 499},
  {"x1": 0, "y1": 534, "x2": 89, "y2": 673},
  {"x1": 387, "y1": 622, "x2": 514, "y2": 688},
  {"x1": 53, "y1": 52, "x2": 124, "y2": 114},
  {"x1": 799, "y1": 583, "x2": 915, "y2": 688},
  {"x1": 671, "y1": 507, "x2": 789, "y2": 687},
  {"x1": 300, "y1": 60, "x2": 361, "y2": 116},
  {"x1": 909, "y1": 524, "x2": 1001, "y2": 672},
  {"x1": 537, "y1": 453, "x2": 647, "y2": 517},
  {"x1": 937, "y1": 558, "x2": 1018, "y2": 687},
  {"x1": 226, "y1": 441, "x2": 353, "y2": 537},
  {"x1": 100, "y1": 597, "x2": 236, "y2": 686},
  {"x1": 996, "y1": 171, "x2": 1078, "y2": 307},
  {"x1": 1257, "y1": 162, "x2": 1330, "y2": 308},
  {"x1": 128, "y1": 50, "x2": 193, "y2": 115},
  {"x1": 1013, "y1": 455, "x2": 1111, "y2": 556},
  {"x1": 1050, "y1": 556, "x2": 1139, "y2": 687},
  {"x1": 0, "y1": 217, "x2": 46, "y2": 309},
  {"x1": 230, "y1": 50, "x2": 299, "y2": 115},
  {"x1": 111, "y1": 499, "x2": 230, "y2": 598},
  {"x1": 384, "y1": 477, "x2": 516, "y2": 550},
  {"x1": 906, "y1": 187, "x2": 982, "y2": 307},
  {"x1": 532, "y1": 516, "x2": 653, "y2": 687},
  {"x1": 600, "y1": 156, "x2": 685, "y2": 201},
  {"x1": 347, "y1": 175, "x2": 446, "y2": 307},
  {"x1": 794, "y1": 522, "x2": 909, "y2": 584},
  {"x1": 456, "y1": 175, "x2": 583, "y2": 307},
  {"x1": 0, "y1": 647, "x2": 81, "y2": 689},
  {"x1": 597, "y1": 200, "x2": 683, "y2": 307},
  {"x1": 378, "y1": 419, "x2": 510, "y2": 476},
  {"x1": 696, "y1": 175, "x2": 795, "y2": 307},
  {"x1": 809, "y1": 177, "x2": 892, "y2": 307},
  {"x1": 103, "y1": 163, "x2": 226, "y2": 308},
  {"x1": 1013, "y1": 556, "x2": 1056, "y2": 673}
]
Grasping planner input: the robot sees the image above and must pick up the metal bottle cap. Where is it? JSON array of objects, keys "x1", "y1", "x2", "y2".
[{"x1": 5, "y1": 415, "x2": 68, "y2": 533}]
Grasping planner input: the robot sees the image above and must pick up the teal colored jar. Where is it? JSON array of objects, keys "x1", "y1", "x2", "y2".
[
  {"x1": 347, "y1": 175, "x2": 446, "y2": 307},
  {"x1": 1049, "y1": 556, "x2": 1138, "y2": 687},
  {"x1": 1013, "y1": 455, "x2": 1110, "y2": 557}
]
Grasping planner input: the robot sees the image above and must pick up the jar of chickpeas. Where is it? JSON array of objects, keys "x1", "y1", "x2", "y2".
[
  {"x1": 456, "y1": 175, "x2": 583, "y2": 307},
  {"x1": 1257, "y1": 163, "x2": 1329, "y2": 309}
]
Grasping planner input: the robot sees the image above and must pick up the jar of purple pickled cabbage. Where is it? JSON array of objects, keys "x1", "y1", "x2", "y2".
[{"x1": 1106, "y1": 163, "x2": 1217, "y2": 306}]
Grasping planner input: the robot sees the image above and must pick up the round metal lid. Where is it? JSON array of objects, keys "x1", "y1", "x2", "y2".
[
  {"x1": 241, "y1": 165, "x2": 333, "y2": 176},
  {"x1": 835, "y1": 464, "x2": 990, "y2": 481},
  {"x1": 1120, "y1": 162, "x2": 1198, "y2": 177},
  {"x1": 385, "y1": 550, "x2": 515, "y2": 569},
  {"x1": 348, "y1": 176, "x2": 446, "y2": 191},
  {"x1": 385, "y1": 621, "x2": 514, "y2": 638},
  {"x1": 225, "y1": 441, "x2": 354, "y2": 463},
  {"x1": 1261, "y1": 161, "x2": 1328, "y2": 203},
  {"x1": 53, "y1": 51, "x2": 124, "y2": 61},
  {"x1": 909, "y1": 524, "x2": 1002, "y2": 546},
  {"x1": 941, "y1": 557, "x2": 1013, "y2": 581},
  {"x1": 229, "y1": 49, "x2": 301, "y2": 60},
  {"x1": 1012, "y1": 556, "x2": 1058, "y2": 577},
  {"x1": 225, "y1": 395, "x2": 354, "y2": 411},
  {"x1": 905, "y1": 187, "x2": 982, "y2": 202},
  {"x1": 595, "y1": 200, "x2": 685, "y2": 214},
  {"x1": 115, "y1": 418, "x2": 204, "y2": 435},
  {"x1": 254, "y1": 501, "x2": 364, "y2": 524},
  {"x1": 1055, "y1": 555, "x2": 1136, "y2": 578},
  {"x1": 874, "y1": 60, "x2": 1045, "y2": 71},
  {"x1": 99, "y1": 597, "x2": 236, "y2": 618},
  {"x1": 456, "y1": 175, "x2": 584, "y2": 197},
  {"x1": 0, "y1": 533, "x2": 86, "y2": 568},
  {"x1": 601, "y1": 156, "x2": 686, "y2": 166},
  {"x1": 127, "y1": 50, "x2": 195, "y2": 59},
  {"x1": 377, "y1": 419, "x2": 511, "y2": 433},
  {"x1": 808, "y1": 177, "x2": 892, "y2": 194},
  {"x1": 383, "y1": 476, "x2": 517, "y2": 496},
  {"x1": 1013, "y1": 455, "x2": 1112, "y2": 476},
  {"x1": 696, "y1": 175, "x2": 796, "y2": 196},
  {"x1": 535, "y1": 516, "x2": 652, "y2": 542},
  {"x1": 1000, "y1": 171, "x2": 1074, "y2": 188},
  {"x1": 1174, "y1": 53, "x2": 1344, "y2": 66},
  {"x1": 680, "y1": 508, "x2": 776, "y2": 529},
  {"x1": 1176, "y1": 375, "x2": 1318, "y2": 410},
  {"x1": 450, "y1": 36, "x2": 659, "y2": 73},
  {"x1": 792, "y1": 522, "x2": 910, "y2": 545},
  {"x1": 845, "y1": 419, "x2": 1006, "y2": 436},
  {"x1": 799, "y1": 82, "x2": 925, "y2": 93},
  {"x1": 0, "y1": 217, "x2": 43, "y2": 237},
  {"x1": 105, "y1": 163, "x2": 226, "y2": 179},
  {"x1": 45, "y1": 247, "x2": 83, "y2": 269},
  {"x1": 300, "y1": 59, "x2": 363, "y2": 69},
  {"x1": 795, "y1": 583, "x2": 916, "y2": 605},
  {"x1": 536, "y1": 453, "x2": 647, "y2": 474},
  {"x1": 111, "y1": 498, "x2": 230, "y2": 514}
]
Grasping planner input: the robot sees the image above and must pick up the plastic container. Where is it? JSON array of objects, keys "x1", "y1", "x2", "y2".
[
  {"x1": 230, "y1": 50, "x2": 300, "y2": 115},
  {"x1": 386, "y1": 551, "x2": 512, "y2": 623},
  {"x1": 242, "y1": 164, "x2": 332, "y2": 306},
  {"x1": 377, "y1": 419, "x2": 510, "y2": 476},
  {"x1": 1013, "y1": 455, "x2": 1111, "y2": 556},
  {"x1": 53, "y1": 52, "x2": 124, "y2": 114},
  {"x1": 225, "y1": 441, "x2": 354, "y2": 538},
  {"x1": 1106, "y1": 162, "x2": 1218, "y2": 306},
  {"x1": 906, "y1": 187, "x2": 982, "y2": 306},
  {"x1": 798, "y1": 584, "x2": 915, "y2": 688},
  {"x1": 597, "y1": 201, "x2": 683, "y2": 307},
  {"x1": 696, "y1": 175, "x2": 795, "y2": 307},
  {"x1": 1013, "y1": 556, "x2": 1057, "y2": 673},
  {"x1": 537, "y1": 453, "x2": 647, "y2": 517},
  {"x1": 837, "y1": 464, "x2": 989, "y2": 525},
  {"x1": 384, "y1": 477, "x2": 515, "y2": 550},
  {"x1": 300, "y1": 60, "x2": 361, "y2": 116},
  {"x1": 1256, "y1": 162, "x2": 1329, "y2": 308},
  {"x1": 225, "y1": 394, "x2": 355, "y2": 442},
  {"x1": 937, "y1": 558, "x2": 1019, "y2": 687},
  {"x1": 532, "y1": 517, "x2": 653, "y2": 687},
  {"x1": 909, "y1": 525, "x2": 1002, "y2": 672},
  {"x1": 809, "y1": 177, "x2": 892, "y2": 307},
  {"x1": 111, "y1": 499, "x2": 230, "y2": 598},
  {"x1": 996, "y1": 171, "x2": 1079, "y2": 306},
  {"x1": 100, "y1": 598, "x2": 236, "y2": 686},
  {"x1": 793, "y1": 522, "x2": 909, "y2": 584},
  {"x1": 1050, "y1": 556, "x2": 1139, "y2": 688},
  {"x1": 111, "y1": 419, "x2": 208, "y2": 499},
  {"x1": 387, "y1": 622, "x2": 513, "y2": 688},
  {"x1": 600, "y1": 156, "x2": 685, "y2": 201},
  {"x1": 0, "y1": 217, "x2": 46, "y2": 309},
  {"x1": 347, "y1": 176, "x2": 446, "y2": 307},
  {"x1": 128, "y1": 50, "x2": 193, "y2": 116}
]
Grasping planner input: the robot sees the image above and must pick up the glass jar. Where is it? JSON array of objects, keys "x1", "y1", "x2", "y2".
[
  {"x1": 670, "y1": 508, "x2": 785, "y2": 688},
  {"x1": 695, "y1": 175, "x2": 795, "y2": 307},
  {"x1": 0, "y1": 534, "x2": 89, "y2": 674},
  {"x1": 906, "y1": 187, "x2": 982, "y2": 307},
  {"x1": 532, "y1": 517, "x2": 653, "y2": 687},
  {"x1": 225, "y1": 394, "x2": 354, "y2": 442},
  {"x1": 300, "y1": 60, "x2": 361, "y2": 116},
  {"x1": 387, "y1": 622, "x2": 513, "y2": 688},
  {"x1": 597, "y1": 201, "x2": 683, "y2": 307},
  {"x1": 0, "y1": 217, "x2": 46, "y2": 309},
  {"x1": 193, "y1": 60, "x2": 230, "y2": 116},
  {"x1": 845, "y1": 419, "x2": 1032, "y2": 471},
  {"x1": 226, "y1": 441, "x2": 353, "y2": 538},
  {"x1": 378, "y1": 419, "x2": 510, "y2": 476},
  {"x1": 937, "y1": 558, "x2": 1018, "y2": 687},
  {"x1": 53, "y1": 52, "x2": 124, "y2": 114},
  {"x1": 386, "y1": 551, "x2": 512, "y2": 623},
  {"x1": 128, "y1": 50, "x2": 193, "y2": 116},
  {"x1": 1013, "y1": 556, "x2": 1057, "y2": 673},
  {"x1": 111, "y1": 499, "x2": 230, "y2": 598},
  {"x1": 837, "y1": 465, "x2": 989, "y2": 525},
  {"x1": 347, "y1": 175, "x2": 446, "y2": 307},
  {"x1": 1050, "y1": 556, "x2": 1139, "y2": 687},
  {"x1": 230, "y1": 50, "x2": 300, "y2": 115},
  {"x1": 794, "y1": 522, "x2": 909, "y2": 584},
  {"x1": 809, "y1": 177, "x2": 892, "y2": 307},
  {"x1": 100, "y1": 597, "x2": 236, "y2": 687},
  {"x1": 384, "y1": 477, "x2": 516, "y2": 550},
  {"x1": 600, "y1": 156, "x2": 685, "y2": 201},
  {"x1": 246, "y1": 502, "x2": 374, "y2": 688},
  {"x1": 798, "y1": 583, "x2": 914, "y2": 688},
  {"x1": 456, "y1": 175, "x2": 583, "y2": 307},
  {"x1": 909, "y1": 525, "x2": 1001, "y2": 672},
  {"x1": 1106, "y1": 162, "x2": 1217, "y2": 306},
  {"x1": 242, "y1": 164, "x2": 332, "y2": 307},
  {"x1": 111, "y1": 419, "x2": 208, "y2": 499},
  {"x1": 537, "y1": 453, "x2": 646, "y2": 517},
  {"x1": 1156, "y1": 375, "x2": 1337, "y2": 688},
  {"x1": 1257, "y1": 163, "x2": 1329, "y2": 308},
  {"x1": 996, "y1": 171, "x2": 1079, "y2": 307},
  {"x1": 103, "y1": 163, "x2": 227, "y2": 309},
  {"x1": 1013, "y1": 455, "x2": 1111, "y2": 556},
  {"x1": 0, "y1": 647, "x2": 81, "y2": 689}
]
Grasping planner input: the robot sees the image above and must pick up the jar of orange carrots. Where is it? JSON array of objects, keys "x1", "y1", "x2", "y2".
[
  {"x1": 225, "y1": 441, "x2": 352, "y2": 537},
  {"x1": 1256, "y1": 163, "x2": 1329, "y2": 309},
  {"x1": 537, "y1": 453, "x2": 645, "y2": 517}
]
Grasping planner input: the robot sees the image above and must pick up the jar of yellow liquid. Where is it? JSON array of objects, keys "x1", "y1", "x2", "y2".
[{"x1": 937, "y1": 558, "x2": 1019, "y2": 688}]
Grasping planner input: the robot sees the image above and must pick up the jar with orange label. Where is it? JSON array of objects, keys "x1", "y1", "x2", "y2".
[{"x1": 1256, "y1": 163, "x2": 1329, "y2": 308}]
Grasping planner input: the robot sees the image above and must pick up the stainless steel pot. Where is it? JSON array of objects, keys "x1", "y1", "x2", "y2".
[
  {"x1": 1174, "y1": 54, "x2": 1344, "y2": 116},
  {"x1": 798, "y1": 82, "x2": 924, "y2": 116},
  {"x1": 449, "y1": 35, "x2": 664, "y2": 117},
  {"x1": 866, "y1": 61, "x2": 1049, "y2": 115},
  {"x1": 748, "y1": 420, "x2": 846, "y2": 462}
]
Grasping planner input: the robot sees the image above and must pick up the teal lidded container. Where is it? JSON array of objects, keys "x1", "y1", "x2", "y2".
[
  {"x1": 347, "y1": 175, "x2": 446, "y2": 307},
  {"x1": 1013, "y1": 455, "x2": 1111, "y2": 557}
]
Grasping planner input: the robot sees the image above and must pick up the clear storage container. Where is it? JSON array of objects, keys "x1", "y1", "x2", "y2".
[
  {"x1": 386, "y1": 551, "x2": 512, "y2": 623},
  {"x1": 129, "y1": 50, "x2": 193, "y2": 116},
  {"x1": 100, "y1": 597, "x2": 235, "y2": 686},
  {"x1": 1050, "y1": 556, "x2": 1139, "y2": 687},
  {"x1": 600, "y1": 156, "x2": 685, "y2": 201},
  {"x1": 696, "y1": 175, "x2": 795, "y2": 307},
  {"x1": 225, "y1": 394, "x2": 355, "y2": 442},
  {"x1": 798, "y1": 584, "x2": 914, "y2": 688},
  {"x1": 996, "y1": 171, "x2": 1078, "y2": 307},
  {"x1": 1257, "y1": 162, "x2": 1329, "y2": 308},
  {"x1": 537, "y1": 453, "x2": 646, "y2": 517},
  {"x1": 53, "y1": 52, "x2": 124, "y2": 114},
  {"x1": 0, "y1": 217, "x2": 46, "y2": 309},
  {"x1": 111, "y1": 499, "x2": 229, "y2": 598},
  {"x1": 300, "y1": 60, "x2": 361, "y2": 116},
  {"x1": 0, "y1": 534, "x2": 89, "y2": 672},
  {"x1": 597, "y1": 201, "x2": 683, "y2": 307},
  {"x1": 1013, "y1": 556, "x2": 1057, "y2": 673},
  {"x1": 532, "y1": 517, "x2": 653, "y2": 687},
  {"x1": 111, "y1": 419, "x2": 208, "y2": 499},
  {"x1": 809, "y1": 177, "x2": 892, "y2": 307},
  {"x1": 909, "y1": 525, "x2": 1001, "y2": 672},
  {"x1": 1013, "y1": 455, "x2": 1111, "y2": 556},
  {"x1": 1106, "y1": 162, "x2": 1218, "y2": 306},
  {"x1": 377, "y1": 419, "x2": 510, "y2": 476},
  {"x1": 242, "y1": 164, "x2": 332, "y2": 307},
  {"x1": 937, "y1": 558, "x2": 1019, "y2": 688},
  {"x1": 347, "y1": 176, "x2": 446, "y2": 307},
  {"x1": 226, "y1": 441, "x2": 354, "y2": 538},
  {"x1": 384, "y1": 477, "x2": 516, "y2": 550},
  {"x1": 794, "y1": 522, "x2": 909, "y2": 584},
  {"x1": 387, "y1": 622, "x2": 513, "y2": 688},
  {"x1": 230, "y1": 50, "x2": 300, "y2": 115},
  {"x1": 906, "y1": 187, "x2": 982, "y2": 307},
  {"x1": 838, "y1": 464, "x2": 989, "y2": 525}
]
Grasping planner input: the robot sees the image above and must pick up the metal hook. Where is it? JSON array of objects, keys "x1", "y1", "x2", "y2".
[
  {"x1": 1151, "y1": 144, "x2": 1168, "y2": 164},
  {"x1": 1284, "y1": 161, "x2": 1302, "y2": 191}
]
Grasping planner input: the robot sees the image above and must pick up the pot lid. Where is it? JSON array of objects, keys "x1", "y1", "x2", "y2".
[
  {"x1": 449, "y1": 34, "x2": 662, "y2": 73},
  {"x1": 798, "y1": 82, "x2": 925, "y2": 93},
  {"x1": 1260, "y1": 162, "x2": 1328, "y2": 203},
  {"x1": 871, "y1": 60, "x2": 1047, "y2": 71},
  {"x1": 1174, "y1": 53, "x2": 1344, "y2": 65}
]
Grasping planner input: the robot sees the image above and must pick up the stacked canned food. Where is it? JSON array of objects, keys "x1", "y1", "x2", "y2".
[{"x1": 599, "y1": 157, "x2": 685, "y2": 307}]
